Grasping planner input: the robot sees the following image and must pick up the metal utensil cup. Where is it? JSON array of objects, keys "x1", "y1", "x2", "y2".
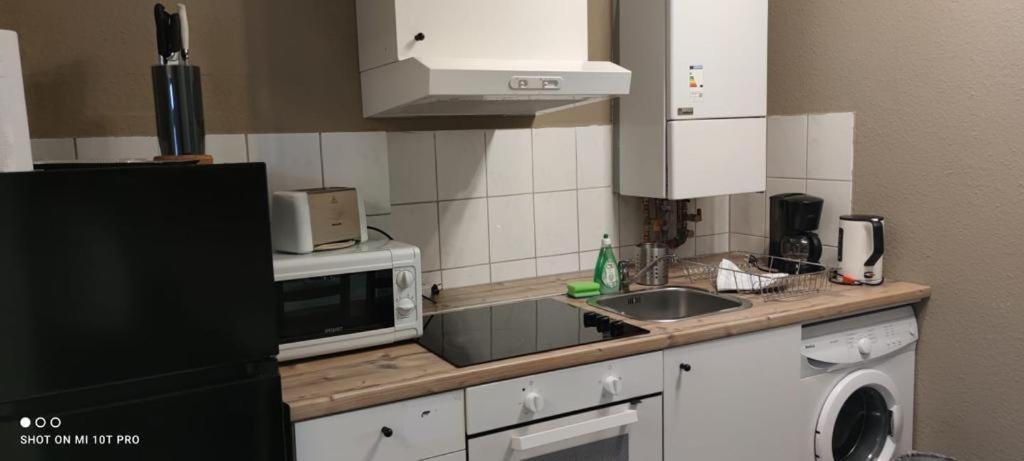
[
  {"x1": 634, "y1": 242, "x2": 672, "y2": 286},
  {"x1": 151, "y1": 64, "x2": 204, "y2": 156}
]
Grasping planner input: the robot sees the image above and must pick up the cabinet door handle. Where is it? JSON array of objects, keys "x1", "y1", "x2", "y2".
[
  {"x1": 679, "y1": 363, "x2": 692, "y2": 372},
  {"x1": 380, "y1": 426, "x2": 394, "y2": 438}
]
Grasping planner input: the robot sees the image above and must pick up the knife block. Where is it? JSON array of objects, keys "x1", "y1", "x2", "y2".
[{"x1": 152, "y1": 64, "x2": 205, "y2": 157}]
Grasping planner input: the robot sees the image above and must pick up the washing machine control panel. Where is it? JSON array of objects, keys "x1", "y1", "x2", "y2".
[{"x1": 801, "y1": 308, "x2": 918, "y2": 365}]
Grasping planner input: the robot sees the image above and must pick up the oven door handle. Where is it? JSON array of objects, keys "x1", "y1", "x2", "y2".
[{"x1": 510, "y1": 409, "x2": 639, "y2": 451}]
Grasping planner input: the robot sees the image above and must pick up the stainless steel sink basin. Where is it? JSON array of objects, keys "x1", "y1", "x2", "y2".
[{"x1": 588, "y1": 287, "x2": 751, "y2": 322}]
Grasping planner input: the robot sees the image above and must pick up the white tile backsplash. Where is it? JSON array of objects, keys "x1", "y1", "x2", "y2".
[
  {"x1": 30, "y1": 138, "x2": 76, "y2": 161},
  {"x1": 730, "y1": 234, "x2": 768, "y2": 254},
  {"x1": 534, "y1": 190, "x2": 579, "y2": 257},
  {"x1": 579, "y1": 250, "x2": 600, "y2": 270},
  {"x1": 532, "y1": 127, "x2": 577, "y2": 192},
  {"x1": 766, "y1": 177, "x2": 807, "y2": 196},
  {"x1": 435, "y1": 130, "x2": 487, "y2": 200},
  {"x1": 807, "y1": 112, "x2": 854, "y2": 181},
  {"x1": 246, "y1": 133, "x2": 323, "y2": 194},
  {"x1": 766, "y1": 115, "x2": 808, "y2": 178},
  {"x1": 696, "y1": 195, "x2": 730, "y2": 236},
  {"x1": 76, "y1": 136, "x2": 159, "y2": 161},
  {"x1": 205, "y1": 134, "x2": 248, "y2": 163},
  {"x1": 59, "y1": 121, "x2": 854, "y2": 289},
  {"x1": 367, "y1": 202, "x2": 441, "y2": 271},
  {"x1": 578, "y1": 187, "x2": 617, "y2": 251},
  {"x1": 730, "y1": 192, "x2": 766, "y2": 237},
  {"x1": 732, "y1": 113, "x2": 854, "y2": 257},
  {"x1": 536, "y1": 253, "x2": 580, "y2": 276},
  {"x1": 487, "y1": 194, "x2": 535, "y2": 262},
  {"x1": 806, "y1": 179, "x2": 853, "y2": 247},
  {"x1": 576, "y1": 125, "x2": 614, "y2": 189},
  {"x1": 322, "y1": 131, "x2": 390, "y2": 215},
  {"x1": 422, "y1": 271, "x2": 443, "y2": 294},
  {"x1": 387, "y1": 132, "x2": 437, "y2": 204},
  {"x1": 438, "y1": 198, "x2": 490, "y2": 269},
  {"x1": 820, "y1": 245, "x2": 839, "y2": 268},
  {"x1": 485, "y1": 129, "x2": 533, "y2": 196},
  {"x1": 491, "y1": 259, "x2": 537, "y2": 283},
  {"x1": 696, "y1": 234, "x2": 730, "y2": 256},
  {"x1": 677, "y1": 236, "x2": 697, "y2": 258},
  {"x1": 442, "y1": 265, "x2": 491, "y2": 288}
]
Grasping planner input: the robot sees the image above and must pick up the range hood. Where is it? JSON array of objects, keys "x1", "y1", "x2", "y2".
[
  {"x1": 356, "y1": 0, "x2": 631, "y2": 118},
  {"x1": 361, "y1": 58, "x2": 631, "y2": 118}
]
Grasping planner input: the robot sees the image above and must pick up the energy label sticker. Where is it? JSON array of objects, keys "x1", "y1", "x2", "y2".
[{"x1": 689, "y1": 65, "x2": 704, "y2": 101}]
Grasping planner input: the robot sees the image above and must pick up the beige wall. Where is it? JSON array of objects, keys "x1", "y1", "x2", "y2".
[
  {"x1": 770, "y1": 1, "x2": 1024, "y2": 458},
  {"x1": 0, "y1": 0, "x2": 611, "y2": 138}
]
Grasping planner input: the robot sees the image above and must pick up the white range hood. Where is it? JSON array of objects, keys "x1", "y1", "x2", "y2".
[{"x1": 356, "y1": 0, "x2": 631, "y2": 118}]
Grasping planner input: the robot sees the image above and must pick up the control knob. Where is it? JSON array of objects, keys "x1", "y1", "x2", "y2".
[
  {"x1": 523, "y1": 392, "x2": 545, "y2": 413},
  {"x1": 396, "y1": 298, "x2": 416, "y2": 317},
  {"x1": 396, "y1": 270, "x2": 414, "y2": 289},
  {"x1": 857, "y1": 337, "x2": 872, "y2": 356},
  {"x1": 603, "y1": 376, "x2": 623, "y2": 396}
]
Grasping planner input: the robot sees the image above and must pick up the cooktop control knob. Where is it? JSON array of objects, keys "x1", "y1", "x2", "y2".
[
  {"x1": 857, "y1": 337, "x2": 872, "y2": 356},
  {"x1": 603, "y1": 376, "x2": 623, "y2": 396},
  {"x1": 396, "y1": 270, "x2": 413, "y2": 290},
  {"x1": 523, "y1": 391, "x2": 545, "y2": 413}
]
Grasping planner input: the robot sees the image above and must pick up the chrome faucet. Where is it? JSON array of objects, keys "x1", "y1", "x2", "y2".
[{"x1": 617, "y1": 254, "x2": 677, "y2": 293}]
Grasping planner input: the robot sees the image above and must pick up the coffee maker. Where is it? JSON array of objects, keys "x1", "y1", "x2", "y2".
[{"x1": 769, "y1": 193, "x2": 824, "y2": 272}]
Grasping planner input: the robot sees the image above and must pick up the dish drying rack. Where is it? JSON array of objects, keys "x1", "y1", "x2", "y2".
[{"x1": 677, "y1": 252, "x2": 832, "y2": 301}]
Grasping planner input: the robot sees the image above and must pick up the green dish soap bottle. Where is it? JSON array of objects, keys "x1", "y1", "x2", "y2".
[{"x1": 593, "y1": 233, "x2": 620, "y2": 294}]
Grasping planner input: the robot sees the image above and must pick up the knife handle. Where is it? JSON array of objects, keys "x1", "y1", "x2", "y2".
[
  {"x1": 154, "y1": 3, "x2": 170, "y2": 60},
  {"x1": 177, "y1": 4, "x2": 189, "y2": 60}
]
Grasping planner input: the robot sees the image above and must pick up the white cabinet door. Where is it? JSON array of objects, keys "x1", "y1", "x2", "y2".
[
  {"x1": 666, "y1": 0, "x2": 767, "y2": 120},
  {"x1": 663, "y1": 326, "x2": 801, "y2": 461},
  {"x1": 666, "y1": 118, "x2": 765, "y2": 199},
  {"x1": 295, "y1": 390, "x2": 465, "y2": 461}
]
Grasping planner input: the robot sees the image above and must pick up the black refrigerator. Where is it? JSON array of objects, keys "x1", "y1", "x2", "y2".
[{"x1": 0, "y1": 164, "x2": 291, "y2": 460}]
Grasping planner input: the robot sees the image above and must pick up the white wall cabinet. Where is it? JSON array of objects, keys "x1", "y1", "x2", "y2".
[
  {"x1": 618, "y1": 0, "x2": 767, "y2": 199},
  {"x1": 295, "y1": 390, "x2": 465, "y2": 461},
  {"x1": 663, "y1": 326, "x2": 802, "y2": 460}
]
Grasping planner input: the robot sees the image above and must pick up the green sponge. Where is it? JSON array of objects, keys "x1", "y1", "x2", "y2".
[{"x1": 567, "y1": 281, "x2": 601, "y2": 298}]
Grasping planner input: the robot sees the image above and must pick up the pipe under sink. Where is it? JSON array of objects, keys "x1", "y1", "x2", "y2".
[{"x1": 588, "y1": 287, "x2": 752, "y2": 322}]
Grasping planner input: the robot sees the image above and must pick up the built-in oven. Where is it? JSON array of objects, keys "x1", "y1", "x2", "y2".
[
  {"x1": 468, "y1": 397, "x2": 662, "y2": 460},
  {"x1": 272, "y1": 240, "x2": 422, "y2": 361},
  {"x1": 465, "y1": 351, "x2": 663, "y2": 461}
]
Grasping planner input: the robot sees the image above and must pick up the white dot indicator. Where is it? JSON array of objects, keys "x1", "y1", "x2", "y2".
[{"x1": 19, "y1": 417, "x2": 30, "y2": 428}]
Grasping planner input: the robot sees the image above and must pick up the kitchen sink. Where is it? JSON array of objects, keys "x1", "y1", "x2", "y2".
[{"x1": 588, "y1": 287, "x2": 751, "y2": 322}]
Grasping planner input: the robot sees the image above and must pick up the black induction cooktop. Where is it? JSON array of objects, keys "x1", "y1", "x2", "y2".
[{"x1": 417, "y1": 297, "x2": 648, "y2": 368}]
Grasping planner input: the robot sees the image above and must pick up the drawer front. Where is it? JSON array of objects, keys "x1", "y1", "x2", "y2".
[
  {"x1": 465, "y1": 351, "x2": 663, "y2": 435},
  {"x1": 295, "y1": 390, "x2": 465, "y2": 461},
  {"x1": 424, "y1": 451, "x2": 466, "y2": 461}
]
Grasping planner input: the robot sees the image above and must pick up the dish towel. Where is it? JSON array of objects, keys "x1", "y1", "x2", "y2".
[
  {"x1": 0, "y1": 30, "x2": 33, "y2": 173},
  {"x1": 716, "y1": 258, "x2": 788, "y2": 292}
]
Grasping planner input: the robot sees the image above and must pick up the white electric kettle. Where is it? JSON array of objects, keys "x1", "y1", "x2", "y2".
[{"x1": 837, "y1": 215, "x2": 885, "y2": 285}]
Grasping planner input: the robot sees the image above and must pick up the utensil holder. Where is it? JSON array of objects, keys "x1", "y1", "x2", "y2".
[
  {"x1": 152, "y1": 64, "x2": 204, "y2": 156},
  {"x1": 633, "y1": 242, "x2": 672, "y2": 286}
]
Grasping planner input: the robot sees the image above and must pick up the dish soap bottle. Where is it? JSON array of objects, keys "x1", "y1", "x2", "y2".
[{"x1": 593, "y1": 233, "x2": 620, "y2": 294}]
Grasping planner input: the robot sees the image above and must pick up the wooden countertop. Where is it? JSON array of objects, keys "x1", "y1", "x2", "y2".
[{"x1": 281, "y1": 267, "x2": 930, "y2": 422}]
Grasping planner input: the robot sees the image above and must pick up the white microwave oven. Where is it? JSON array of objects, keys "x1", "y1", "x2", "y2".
[{"x1": 272, "y1": 240, "x2": 422, "y2": 361}]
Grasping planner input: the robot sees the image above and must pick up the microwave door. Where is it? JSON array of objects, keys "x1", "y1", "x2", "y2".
[{"x1": 277, "y1": 269, "x2": 396, "y2": 345}]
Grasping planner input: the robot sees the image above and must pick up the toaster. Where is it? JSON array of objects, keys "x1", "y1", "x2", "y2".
[{"x1": 271, "y1": 187, "x2": 368, "y2": 254}]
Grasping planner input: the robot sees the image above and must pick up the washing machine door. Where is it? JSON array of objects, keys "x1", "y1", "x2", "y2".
[{"x1": 815, "y1": 369, "x2": 901, "y2": 461}]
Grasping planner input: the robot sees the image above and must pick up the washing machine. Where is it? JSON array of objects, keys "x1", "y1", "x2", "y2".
[{"x1": 800, "y1": 306, "x2": 918, "y2": 461}]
